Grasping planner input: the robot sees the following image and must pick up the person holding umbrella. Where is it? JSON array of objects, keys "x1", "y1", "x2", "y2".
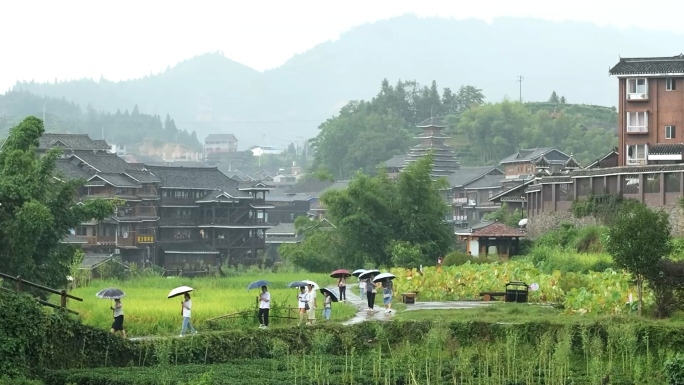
[
  {"x1": 306, "y1": 283, "x2": 317, "y2": 325},
  {"x1": 258, "y1": 285, "x2": 270, "y2": 329},
  {"x1": 110, "y1": 298, "x2": 126, "y2": 338},
  {"x1": 180, "y1": 293, "x2": 198, "y2": 337},
  {"x1": 365, "y1": 274, "x2": 377, "y2": 313},
  {"x1": 330, "y1": 269, "x2": 350, "y2": 302}
]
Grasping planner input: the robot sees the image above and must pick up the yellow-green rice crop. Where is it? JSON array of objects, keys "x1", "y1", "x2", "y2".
[{"x1": 62, "y1": 272, "x2": 359, "y2": 336}]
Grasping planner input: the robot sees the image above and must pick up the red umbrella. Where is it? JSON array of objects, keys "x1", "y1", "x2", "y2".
[{"x1": 330, "y1": 269, "x2": 351, "y2": 278}]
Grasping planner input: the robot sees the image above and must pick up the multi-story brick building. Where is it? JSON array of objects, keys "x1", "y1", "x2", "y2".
[{"x1": 610, "y1": 54, "x2": 684, "y2": 166}]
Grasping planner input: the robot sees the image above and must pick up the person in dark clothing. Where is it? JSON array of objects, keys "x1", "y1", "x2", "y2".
[
  {"x1": 337, "y1": 276, "x2": 347, "y2": 302},
  {"x1": 365, "y1": 275, "x2": 377, "y2": 312}
]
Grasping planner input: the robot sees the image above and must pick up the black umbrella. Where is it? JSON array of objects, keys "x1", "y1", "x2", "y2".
[
  {"x1": 96, "y1": 287, "x2": 125, "y2": 299},
  {"x1": 358, "y1": 269, "x2": 380, "y2": 279},
  {"x1": 320, "y1": 287, "x2": 340, "y2": 302}
]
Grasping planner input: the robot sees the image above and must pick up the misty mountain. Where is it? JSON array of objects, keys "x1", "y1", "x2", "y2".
[{"x1": 11, "y1": 15, "x2": 681, "y2": 148}]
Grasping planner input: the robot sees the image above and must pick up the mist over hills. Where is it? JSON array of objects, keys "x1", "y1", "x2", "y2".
[{"x1": 11, "y1": 15, "x2": 682, "y2": 148}]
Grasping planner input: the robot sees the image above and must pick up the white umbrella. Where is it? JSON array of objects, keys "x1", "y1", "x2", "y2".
[
  {"x1": 358, "y1": 269, "x2": 380, "y2": 279},
  {"x1": 167, "y1": 286, "x2": 194, "y2": 299},
  {"x1": 351, "y1": 269, "x2": 366, "y2": 277},
  {"x1": 302, "y1": 280, "x2": 319, "y2": 290},
  {"x1": 372, "y1": 273, "x2": 396, "y2": 283}
]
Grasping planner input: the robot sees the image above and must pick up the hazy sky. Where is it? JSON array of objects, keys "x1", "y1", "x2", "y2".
[{"x1": 2, "y1": 0, "x2": 683, "y2": 92}]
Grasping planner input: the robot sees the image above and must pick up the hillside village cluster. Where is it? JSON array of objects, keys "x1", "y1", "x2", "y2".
[{"x1": 52, "y1": 55, "x2": 684, "y2": 275}]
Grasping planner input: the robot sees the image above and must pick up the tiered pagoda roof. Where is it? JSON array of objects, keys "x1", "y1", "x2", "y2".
[{"x1": 402, "y1": 117, "x2": 460, "y2": 177}]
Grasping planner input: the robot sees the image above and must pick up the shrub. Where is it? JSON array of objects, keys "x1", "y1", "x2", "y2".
[
  {"x1": 665, "y1": 353, "x2": 684, "y2": 385},
  {"x1": 442, "y1": 251, "x2": 498, "y2": 266}
]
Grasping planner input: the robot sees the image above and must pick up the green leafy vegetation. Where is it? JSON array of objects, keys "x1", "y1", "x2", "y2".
[
  {"x1": 0, "y1": 116, "x2": 114, "y2": 289},
  {"x1": 605, "y1": 201, "x2": 672, "y2": 316},
  {"x1": 42, "y1": 320, "x2": 684, "y2": 385},
  {"x1": 571, "y1": 194, "x2": 627, "y2": 225},
  {"x1": 281, "y1": 155, "x2": 452, "y2": 270}
]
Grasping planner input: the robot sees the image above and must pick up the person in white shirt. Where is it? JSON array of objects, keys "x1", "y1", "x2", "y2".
[
  {"x1": 297, "y1": 286, "x2": 309, "y2": 326},
  {"x1": 258, "y1": 285, "x2": 271, "y2": 328},
  {"x1": 306, "y1": 283, "x2": 317, "y2": 325},
  {"x1": 359, "y1": 278, "x2": 366, "y2": 298},
  {"x1": 180, "y1": 293, "x2": 198, "y2": 337},
  {"x1": 110, "y1": 298, "x2": 126, "y2": 338}
]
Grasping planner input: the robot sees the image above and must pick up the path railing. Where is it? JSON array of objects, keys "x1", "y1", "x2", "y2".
[{"x1": 0, "y1": 272, "x2": 82, "y2": 315}]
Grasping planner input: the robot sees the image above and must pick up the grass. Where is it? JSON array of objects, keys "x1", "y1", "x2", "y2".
[{"x1": 60, "y1": 272, "x2": 360, "y2": 336}]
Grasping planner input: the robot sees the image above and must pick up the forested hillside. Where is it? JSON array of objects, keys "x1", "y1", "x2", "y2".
[
  {"x1": 310, "y1": 80, "x2": 617, "y2": 178},
  {"x1": 11, "y1": 16, "x2": 681, "y2": 147},
  {"x1": 0, "y1": 90, "x2": 201, "y2": 150}
]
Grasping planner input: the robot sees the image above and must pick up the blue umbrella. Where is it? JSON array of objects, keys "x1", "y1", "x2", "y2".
[
  {"x1": 287, "y1": 281, "x2": 308, "y2": 288},
  {"x1": 247, "y1": 280, "x2": 271, "y2": 291}
]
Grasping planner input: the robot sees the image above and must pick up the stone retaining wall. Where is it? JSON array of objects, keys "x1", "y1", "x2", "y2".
[{"x1": 527, "y1": 205, "x2": 684, "y2": 238}]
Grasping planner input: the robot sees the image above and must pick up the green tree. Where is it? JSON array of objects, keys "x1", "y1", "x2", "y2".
[
  {"x1": 559, "y1": 95, "x2": 567, "y2": 104},
  {"x1": 604, "y1": 201, "x2": 672, "y2": 316},
  {"x1": 394, "y1": 153, "x2": 453, "y2": 262},
  {"x1": 548, "y1": 91, "x2": 560, "y2": 103},
  {"x1": 0, "y1": 116, "x2": 113, "y2": 289}
]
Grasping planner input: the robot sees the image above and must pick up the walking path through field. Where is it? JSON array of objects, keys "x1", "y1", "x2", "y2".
[{"x1": 128, "y1": 285, "x2": 492, "y2": 341}]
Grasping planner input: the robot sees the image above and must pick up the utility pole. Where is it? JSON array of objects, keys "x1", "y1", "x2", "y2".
[
  {"x1": 516, "y1": 75, "x2": 524, "y2": 103},
  {"x1": 42, "y1": 104, "x2": 46, "y2": 127}
]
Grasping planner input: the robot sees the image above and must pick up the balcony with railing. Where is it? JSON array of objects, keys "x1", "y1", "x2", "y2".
[
  {"x1": 160, "y1": 196, "x2": 200, "y2": 206},
  {"x1": 159, "y1": 217, "x2": 199, "y2": 227}
]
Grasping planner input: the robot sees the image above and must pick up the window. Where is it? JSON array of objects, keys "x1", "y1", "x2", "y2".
[
  {"x1": 667, "y1": 78, "x2": 676, "y2": 91},
  {"x1": 666, "y1": 125, "x2": 676, "y2": 139},
  {"x1": 627, "y1": 78, "x2": 648, "y2": 96},
  {"x1": 626, "y1": 144, "x2": 648, "y2": 165},
  {"x1": 626, "y1": 111, "x2": 648, "y2": 133}
]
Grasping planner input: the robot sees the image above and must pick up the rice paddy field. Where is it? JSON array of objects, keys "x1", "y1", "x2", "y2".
[{"x1": 61, "y1": 272, "x2": 360, "y2": 336}]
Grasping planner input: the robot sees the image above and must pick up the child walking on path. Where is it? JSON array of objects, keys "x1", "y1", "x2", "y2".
[{"x1": 323, "y1": 291, "x2": 332, "y2": 320}]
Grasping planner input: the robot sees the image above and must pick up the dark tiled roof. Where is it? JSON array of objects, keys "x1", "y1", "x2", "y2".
[
  {"x1": 124, "y1": 170, "x2": 161, "y2": 183},
  {"x1": 157, "y1": 241, "x2": 220, "y2": 254},
  {"x1": 463, "y1": 175, "x2": 504, "y2": 189},
  {"x1": 534, "y1": 156, "x2": 550, "y2": 167},
  {"x1": 500, "y1": 148, "x2": 555, "y2": 164},
  {"x1": 586, "y1": 150, "x2": 618, "y2": 169},
  {"x1": 146, "y1": 165, "x2": 248, "y2": 197},
  {"x1": 55, "y1": 159, "x2": 93, "y2": 180},
  {"x1": 564, "y1": 155, "x2": 581, "y2": 168},
  {"x1": 456, "y1": 221, "x2": 525, "y2": 237},
  {"x1": 489, "y1": 179, "x2": 535, "y2": 202},
  {"x1": 93, "y1": 173, "x2": 141, "y2": 188},
  {"x1": 572, "y1": 163, "x2": 684, "y2": 177},
  {"x1": 381, "y1": 154, "x2": 408, "y2": 168},
  {"x1": 650, "y1": 143, "x2": 684, "y2": 155},
  {"x1": 416, "y1": 117, "x2": 447, "y2": 128},
  {"x1": 447, "y1": 166, "x2": 502, "y2": 188},
  {"x1": 286, "y1": 180, "x2": 335, "y2": 194},
  {"x1": 71, "y1": 150, "x2": 143, "y2": 173},
  {"x1": 205, "y1": 134, "x2": 237, "y2": 142},
  {"x1": 609, "y1": 54, "x2": 684, "y2": 76},
  {"x1": 39, "y1": 133, "x2": 111, "y2": 151},
  {"x1": 474, "y1": 222, "x2": 526, "y2": 237},
  {"x1": 266, "y1": 222, "x2": 297, "y2": 235}
]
